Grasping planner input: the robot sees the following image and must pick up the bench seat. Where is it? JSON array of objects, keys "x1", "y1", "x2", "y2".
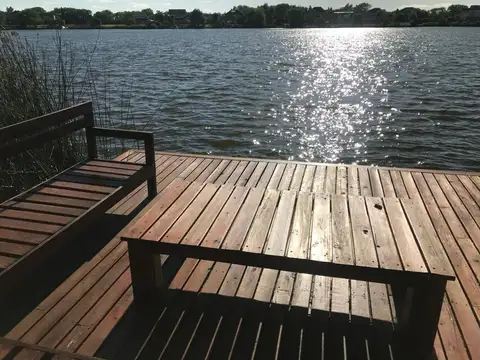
[{"x1": 0, "y1": 102, "x2": 156, "y2": 291}]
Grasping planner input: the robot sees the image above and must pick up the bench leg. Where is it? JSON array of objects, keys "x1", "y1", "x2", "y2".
[
  {"x1": 394, "y1": 280, "x2": 446, "y2": 359},
  {"x1": 127, "y1": 241, "x2": 163, "y2": 304},
  {"x1": 147, "y1": 176, "x2": 157, "y2": 199}
]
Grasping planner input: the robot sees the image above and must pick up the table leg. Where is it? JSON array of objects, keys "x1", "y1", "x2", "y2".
[
  {"x1": 128, "y1": 241, "x2": 163, "y2": 304},
  {"x1": 394, "y1": 280, "x2": 446, "y2": 359}
]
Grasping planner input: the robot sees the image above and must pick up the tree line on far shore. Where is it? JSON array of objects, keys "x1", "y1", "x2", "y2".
[{"x1": 1, "y1": 3, "x2": 479, "y2": 29}]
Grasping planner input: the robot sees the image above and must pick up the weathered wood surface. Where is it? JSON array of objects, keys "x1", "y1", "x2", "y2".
[
  {"x1": 124, "y1": 183, "x2": 455, "y2": 287},
  {"x1": 2, "y1": 150, "x2": 479, "y2": 360}
]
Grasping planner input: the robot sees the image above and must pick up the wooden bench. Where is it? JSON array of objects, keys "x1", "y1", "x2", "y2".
[
  {"x1": 121, "y1": 179, "x2": 456, "y2": 359},
  {"x1": 0, "y1": 102, "x2": 156, "y2": 292}
]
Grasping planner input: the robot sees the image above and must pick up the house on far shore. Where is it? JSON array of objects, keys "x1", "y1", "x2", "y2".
[
  {"x1": 168, "y1": 9, "x2": 189, "y2": 26},
  {"x1": 223, "y1": 8, "x2": 243, "y2": 26},
  {"x1": 333, "y1": 11, "x2": 354, "y2": 25},
  {"x1": 134, "y1": 14, "x2": 150, "y2": 25}
]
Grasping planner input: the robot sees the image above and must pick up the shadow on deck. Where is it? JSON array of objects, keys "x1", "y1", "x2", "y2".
[{"x1": 0, "y1": 211, "x2": 398, "y2": 360}]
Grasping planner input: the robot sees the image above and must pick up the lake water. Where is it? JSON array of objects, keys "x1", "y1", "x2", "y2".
[{"x1": 19, "y1": 28, "x2": 480, "y2": 171}]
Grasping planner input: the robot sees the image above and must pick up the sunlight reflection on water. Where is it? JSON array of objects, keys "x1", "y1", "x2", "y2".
[{"x1": 20, "y1": 28, "x2": 480, "y2": 171}]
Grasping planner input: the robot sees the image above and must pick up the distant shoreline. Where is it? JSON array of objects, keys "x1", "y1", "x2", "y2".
[{"x1": 4, "y1": 24, "x2": 480, "y2": 30}]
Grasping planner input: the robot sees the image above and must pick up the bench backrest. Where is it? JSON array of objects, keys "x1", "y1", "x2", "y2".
[{"x1": 0, "y1": 102, "x2": 94, "y2": 160}]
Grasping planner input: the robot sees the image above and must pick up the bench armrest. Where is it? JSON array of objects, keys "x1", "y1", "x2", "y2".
[
  {"x1": 90, "y1": 127, "x2": 153, "y2": 141},
  {"x1": 86, "y1": 126, "x2": 155, "y2": 165},
  {"x1": 85, "y1": 126, "x2": 157, "y2": 198}
]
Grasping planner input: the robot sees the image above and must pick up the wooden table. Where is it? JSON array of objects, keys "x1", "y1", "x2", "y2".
[{"x1": 121, "y1": 179, "x2": 455, "y2": 359}]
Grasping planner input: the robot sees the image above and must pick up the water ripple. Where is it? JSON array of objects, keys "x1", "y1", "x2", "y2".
[{"x1": 21, "y1": 27, "x2": 480, "y2": 171}]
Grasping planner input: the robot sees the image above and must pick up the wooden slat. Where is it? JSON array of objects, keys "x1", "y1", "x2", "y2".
[
  {"x1": 369, "y1": 168, "x2": 383, "y2": 197},
  {"x1": 437, "y1": 299, "x2": 471, "y2": 360},
  {"x1": 278, "y1": 163, "x2": 295, "y2": 191},
  {"x1": 331, "y1": 195, "x2": 353, "y2": 265},
  {"x1": 401, "y1": 198, "x2": 455, "y2": 278},
  {"x1": 0, "y1": 102, "x2": 92, "y2": 143},
  {"x1": 263, "y1": 191, "x2": 296, "y2": 257},
  {"x1": 310, "y1": 194, "x2": 331, "y2": 262},
  {"x1": 118, "y1": 179, "x2": 192, "y2": 240},
  {"x1": 0, "y1": 218, "x2": 61, "y2": 234},
  {"x1": 290, "y1": 272, "x2": 312, "y2": 310},
  {"x1": 379, "y1": 169, "x2": 395, "y2": 197},
  {"x1": 86, "y1": 160, "x2": 142, "y2": 171},
  {"x1": 74, "y1": 164, "x2": 137, "y2": 177},
  {"x1": 37, "y1": 187, "x2": 106, "y2": 201},
  {"x1": 350, "y1": 280, "x2": 370, "y2": 321},
  {"x1": 324, "y1": 166, "x2": 336, "y2": 194},
  {"x1": 18, "y1": 193, "x2": 97, "y2": 209},
  {"x1": 330, "y1": 278, "x2": 349, "y2": 317},
  {"x1": 365, "y1": 197, "x2": 402, "y2": 271},
  {"x1": 200, "y1": 187, "x2": 250, "y2": 249},
  {"x1": 1, "y1": 201, "x2": 84, "y2": 217},
  {"x1": 368, "y1": 282, "x2": 392, "y2": 323},
  {"x1": 458, "y1": 175, "x2": 480, "y2": 206},
  {"x1": 236, "y1": 161, "x2": 258, "y2": 187},
  {"x1": 358, "y1": 167, "x2": 371, "y2": 196},
  {"x1": 267, "y1": 163, "x2": 286, "y2": 189},
  {"x1": 287, "y1": 192, "x2": 312, "y2": 259},
  {"x1": 435, "y1": 174, "x2": 480, "y2": 249},
  {"x1": 290, "y1": 165, "x2": 305, "y2": 191},
  {"x1": 0, "y1": 241, "x2": 32, "y2": 257},
  {"x1": 0, "y1": 254, "x2": 16, "y2": 269},
  {"x1": 141, "y1": 182, "x2": 205, "y2": 241},
  {"x1": 313, "y1": 166, "x2": 326, "y2": 193},
  {"x1": 242, "y1": 190, "x2": 280, "y2": 253},
  {"x1": 257, "y1": 162, "x2": 277, "y2": 188},
  {"x1": 205, "y1": 160, "x2": 231, "y2": 184},
  {"x1": 245, "y1": 162, "x2": 267, "y2": 188},
  {"x1": 349, "y1": 196, "x2": 377, "y2": 268},
  {"x1": 163, "y1": 184, "x2": 220, "y2": 244},
  {"x1": 0, "y1": 228, "x2": 48, "y2": 245},
  {"x1": 182, "y1": 186, "x2": 237, "y2": 246},
  {"x1": 0, "y1": 208, "x2": 74, "y2": 226},
  {"x1": 445, "y1": 174, "x2": 480, "y2": 228},
  {"x1": 49, "y1": 181, "x2": 115, "y2": 195},
  {"x1": 272, "y1": 270, "x2": 295, "y2": 306},
  {"x1": 215, "y1": 161, "x2": 239, "y2": 185},
  {"x1": 298, "y1": 166, "x2": 313, "y2": 192},
  {"x1": 311, "y1": 276, "x2": 331, "y2": 314},
  {"x1": 401, "y1": 172, "x2": 420, "y2": 199},
  {"x1": 184, "y1": 159, "x2": 213, "y2": 182},
  {"x1": 226, "y1": 161, "x2": 249, "y2": 185},
  {"x1": 336, "y1": 166, "x2": 347, "y2": 195},
  {"x1": 347, "y1": 166, "x2": 359, "y2": 195},
  {"x1": 390, "y1": 171, "x2": 408, "y2": 198},
  {"x1": 417, "y1": 173, "x2": 480, "y2": 314},
  {"x1": 221, "y1": 187, "x2": 265, "y2": 250},
  {"x1": 383, "y1": 197, "x2": 427, "y2": 273}
]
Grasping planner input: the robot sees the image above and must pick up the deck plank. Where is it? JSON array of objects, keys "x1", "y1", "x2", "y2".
[
  {"x1": 5, "y1": 150, "x2": 480, "y2": 360},
  {"x1": 365, "y1": 197, "x2": 402, "y2": 271},
  {"x1": 313, "y1": 166, "x2": 326, "y2": 193},
  {"x1": 324, "y1": 166, "x2": 337, "y2": 194},
  {"x1": 379, "y1": 170, "x2": 395, "y2": 198},
  {"x1": 310, "y1": 194, "x2": 331, "y2": 262},
  {"x1": 358, "y1": 167, "x2": 372, "y2": 196},
  {"x1": 336, "y1": 166, "x2": 348, "y2": 195},
  {"x1": 278, "y1": 163, "x2": 295, "y2": 191},
  {"x1": 349, "y1": 196, "x2": 377, "y2": 268},
  {"x1": 369, "y1": 168, "x2": 383, "y2": 197},
  {"x1": 331, "y1": 195, "x2": 354, "y2": 265},
  {"x1": 347, "y1": 167, "x2": 359, "y2": 195}
]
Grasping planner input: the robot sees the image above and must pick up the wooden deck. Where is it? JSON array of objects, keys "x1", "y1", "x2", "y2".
[{"x1": 1, "y1": 150, "x2": 480, "y2": 360}]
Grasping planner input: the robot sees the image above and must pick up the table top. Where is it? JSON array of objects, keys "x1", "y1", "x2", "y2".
[{"x1": 122, "y1": 179, "x2": 455, "y2": 283}]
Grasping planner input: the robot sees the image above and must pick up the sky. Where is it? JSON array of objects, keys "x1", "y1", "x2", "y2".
[{"x1": 0, "y1": 0, "x2": 474, "y2": 14}]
